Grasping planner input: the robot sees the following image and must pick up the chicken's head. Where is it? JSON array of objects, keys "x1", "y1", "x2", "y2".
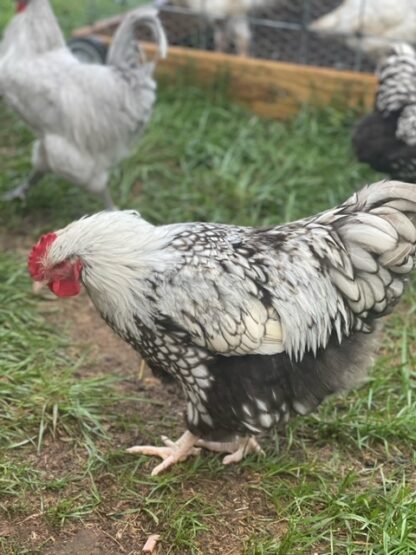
[
  {"x1": 28, "y1": 232, "x2": 83, "y2": 298},
  {"x1": 15, "y1": 0, "x2": 29, "y2": 13}
]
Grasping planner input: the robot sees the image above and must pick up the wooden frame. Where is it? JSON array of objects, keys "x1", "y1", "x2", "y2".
[{"x1": 73, "y1": 22, "x2": 377, "y2": 120}]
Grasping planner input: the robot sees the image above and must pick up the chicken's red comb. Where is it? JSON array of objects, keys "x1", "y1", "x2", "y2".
[
  {"x1": 28, "y1": 232, "x2": 57, "y2": 281},
  {"x1": 16, "y1": 1, "x2": 28, "y2": 13}
]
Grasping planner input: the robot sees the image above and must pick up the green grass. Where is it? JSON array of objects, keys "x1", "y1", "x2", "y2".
[
  {"x1": 1, "y1": 80, "x2": 416, "y2": 554},
  {"x1": 0, "y1": 253, "x2": 121, "y2": 486},
  {"x1": 0, "y1": 84, "x2": 378, "y2": 231}
]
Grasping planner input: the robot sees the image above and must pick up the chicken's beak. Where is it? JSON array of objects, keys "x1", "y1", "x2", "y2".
[
  {"x1": 32, "y1": 281, "x2": 49, "y2": 297},
  {"x1": 32, "y1": 280, "x2": 46, "y2": 295},
  {"x1": 32, "y1": 280, "x2": 60, "y2": 301}
]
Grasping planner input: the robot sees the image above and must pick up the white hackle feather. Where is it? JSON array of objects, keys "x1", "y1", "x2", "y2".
[{"x1": 0, "y1": 0, "x2": 65, "y2": 60}]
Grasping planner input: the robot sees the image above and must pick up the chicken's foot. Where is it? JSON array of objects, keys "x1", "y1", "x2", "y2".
[
  {"x1": 2, "y1": 170, "x2": 44, "y2": 202},
  {"x1": 127, "y1": 432, "x2": 264, "y2": 475},
  {"x1": 196, "y1": 435, "x2": 264, "y2": 464},
  {"x1": 126, "y1": 430, "x2": 201, "y2": 476}
]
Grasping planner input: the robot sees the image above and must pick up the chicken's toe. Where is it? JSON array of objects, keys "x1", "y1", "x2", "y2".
[
  {"x1": 126, "y1": 445, "x2": 173, "y2": 459},
  {"x1": 222, "y1": 437, "x2": 264, "y2": 465},
  {"x1": 126, "y1": 430, "x2": 201, "y2": 475},
  {"x1": 196, "y1": 435, "x2": 264, "y2": 465}
]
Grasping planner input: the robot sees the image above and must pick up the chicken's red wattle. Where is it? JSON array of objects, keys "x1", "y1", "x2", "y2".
[{"x1": 48, "y1": 260, "x2": 82, "y2": 298}]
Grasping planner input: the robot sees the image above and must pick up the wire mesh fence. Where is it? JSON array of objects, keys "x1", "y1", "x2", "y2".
[
  {"x1": 153, "y1": 0, "x2": 410, "y2": 73},
  {"x1": 65, "y1": 0, "x2": 414, "y2": 73}
]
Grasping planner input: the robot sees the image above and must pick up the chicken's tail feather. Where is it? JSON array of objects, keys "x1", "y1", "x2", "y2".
[
  {"x1": 351, "y1": 180, "x2": 416, "y2": 215},
  {"x1": 107, "y1": 6, "x2": 167, "y2": 71},
  {"x1": 319, "y1": 181, "x2": 416, "y2": 326}
]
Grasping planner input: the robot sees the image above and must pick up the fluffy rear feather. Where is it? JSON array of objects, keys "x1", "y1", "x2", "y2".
[{"x1": 317, "y1": 181, "x2": 416, "y2": 330}]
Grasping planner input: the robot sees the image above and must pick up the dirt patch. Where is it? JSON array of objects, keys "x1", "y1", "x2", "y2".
[
  {"x1": 43, "y1": 528, "x2": 122, "y2": 555},
  {"x1": 7, "y1": 519, "x2": 147, "y2": 555}
]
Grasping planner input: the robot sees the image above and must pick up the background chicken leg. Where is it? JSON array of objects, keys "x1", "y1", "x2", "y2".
[{"x1": 2, "y1": 169, "x2": 44, "y2": 201}]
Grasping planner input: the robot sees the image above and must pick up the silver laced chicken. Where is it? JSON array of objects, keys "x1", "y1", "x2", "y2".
[
  {"x1": 353, "y1": 43, "x2": 416, "y2": 182},
  {"x1": 29, "y1": 180, "x2": 416, "y2": 475},
  {"x1": 0, "y1": 0, "x2": 167, "y2": 209}
]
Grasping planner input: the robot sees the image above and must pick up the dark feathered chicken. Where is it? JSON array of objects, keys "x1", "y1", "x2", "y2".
[
  {"x1": 353, "y1": 43, "x2": 416, "y2": 182},
  {"x1": 28, "y1": 181, "x2": 416, "y2": 475}
]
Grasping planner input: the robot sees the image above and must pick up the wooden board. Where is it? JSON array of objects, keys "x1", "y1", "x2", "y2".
[
  {"x1": 73, "y1": 30, "x2": 377, "y2": 120},
  {"x1": 73, "y1": 14, "x2": 124, "y2": 37}
]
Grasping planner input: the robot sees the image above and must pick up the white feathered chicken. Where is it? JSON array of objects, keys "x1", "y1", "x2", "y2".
[
  {"x1": 156, "y1": 0, "x2": 275, "y2": 56},
  {"x1": 29, "y1": 181, "x2": 416, "y2": 475},
  {"x1": 309, "y1": 0, "x2": 416, "y2": 62},
  {"x1": 0, "y1": 0, "x2": 167, "y2": 208}
]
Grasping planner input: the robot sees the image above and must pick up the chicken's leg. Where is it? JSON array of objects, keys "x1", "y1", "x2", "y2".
[
  {"x1": 126, "y1": 430, "x2": 201, "y2": 476},
  {"x1": 2, "y1": 170, "x2": 44, "y2": 201},
  {"x1": 101, "y1": 188, "x2": 117, "y2": 211},
  {"x1": 229, "y1": 16, "x2": 251, "y2": 57},
  {"x1": 127, "y1": 432, "x2": 264, "y2": 475},
  {"x1": 213, "y1": 21, "x2": 228, "y2": 52}
]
